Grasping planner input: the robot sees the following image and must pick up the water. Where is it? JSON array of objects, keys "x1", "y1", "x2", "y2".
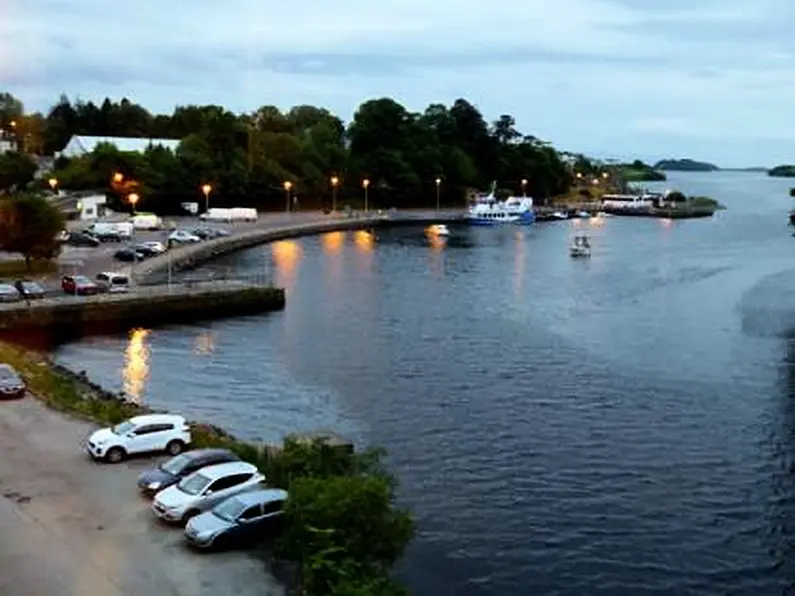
[{"x1": 54, "y1": 172, "x2": 795, "y2": 594}]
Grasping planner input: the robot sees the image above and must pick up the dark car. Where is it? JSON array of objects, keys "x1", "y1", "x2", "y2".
[
  {"x1": 129, "y1": 243, "x2": 158, "y2": 258},
  {"x1": 191, "y1": 227, "x2": 230, "y2": 240},
  {"x1": 184, "y1": 488, "x2": 288, "y2": 550},
  {"x1": 14, "y1": 280, "x2": 46, "y2": 300},
  {"x1": 66, "y1": 232, "x2": 100, "y2": 247},
  {"x1": 61, "y1": 275, "x2": 98, "y2": 295},
  {"x1": 0, "y1": 364, "x2": 25, "y2": 399},
  {"x1": 137, "y1": 448, "x2": 240, "y2": 497},
  {"x1": 113, "y1": 247, "x2": 146, "y2": 262},
  {"x1": 92, "y1": 230, "x2": 122, "y2": 242}
]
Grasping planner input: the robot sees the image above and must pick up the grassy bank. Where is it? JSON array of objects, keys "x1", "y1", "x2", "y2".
[
  {"x1": 0, "y1": 259, "x2": 58, "y2": 279},
  {"x1": 0, "y1": 342, "x2": 414, "y2": 595}
]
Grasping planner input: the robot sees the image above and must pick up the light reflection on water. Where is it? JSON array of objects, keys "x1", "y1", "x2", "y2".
[{"x1": 121, "y1": 328, "x2": 150, "y2": 404}]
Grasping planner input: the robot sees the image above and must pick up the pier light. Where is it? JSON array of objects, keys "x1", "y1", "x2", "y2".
[
  {"x1": 201, "y1": 183, "x2": 212, "y2": 212},
  {"x1": 521, "y1": 178, "x2": 528, "y2": 197},
  {"x1": 435, "y1": 178, "x2": 442, "y2": 211},
  {"x1": 362, "y1": 178, "x2": 370, "y2": 212},
  {"x1": 362, "y1": 178, "x2": 370, "y2": 188},
  {"x1": 128, "y1": 192, "x2": 139, "y2": 207},
  {"x1": 330, "y1": 176, "x2": 339, "y2": 187},
  {"x1": 283, "y1": 180, "x2": 292, "y2": 191},
  {"x1": 330, "y1": 176, "x2": 339, "y2": 212},
  {"x1": 113, "y1": 172, "x2": 124, "y2": 183},
  {"x1": 283, "y1": 181, "x2": 292, "y2": 213},
  {"x1": 435, "y1": 177, "x2": 441, "y2": 186},
  {"x1": 48, "y1": 177, "x2": 58, "y2": 191}
]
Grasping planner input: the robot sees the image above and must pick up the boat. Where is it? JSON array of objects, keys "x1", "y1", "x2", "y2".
[
  {"x1": 576, "y1": 211, "x2": 591, "y2": 219},
  {"x1": 427, "y1": 224, "x2": 450, "y2": 236},
  {"x1": 569, "y1": 234, "x2": 591, "y2": 258},
  {"x1": 467, "y1": 183, "x2": 535, "y2": 226},
  {"x1": 789, "y1": 210, "x2": 795, "y2": 226},
  {"x1": 551, "y1": 211, "x2": 568, "y2": 220}
]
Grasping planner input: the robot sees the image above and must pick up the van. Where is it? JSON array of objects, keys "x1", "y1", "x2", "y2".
[
  {"x1": 130, "y1": 214, "x2": 162, "y2": 231},
  {"x1": 95, "y1": 272, "x2": 130, "y2": 293},
  {"x1": 89, "y1": 222, "x2": 133, "y2": 241},
  {"x1": 200, "y1": 208, "x2": 258, "y2": 223}
]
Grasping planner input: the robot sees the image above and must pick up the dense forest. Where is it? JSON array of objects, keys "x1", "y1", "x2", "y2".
[
  {"x1": 653, "y1": 159, "x2": 719, "y2": 172},
  {"x1": 0, "y1": 91, "x2": 594, "y2": 213}
]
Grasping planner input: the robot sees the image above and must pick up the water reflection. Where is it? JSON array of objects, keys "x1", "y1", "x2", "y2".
[
  {"x1": 122, "y1": 328, "x2": 150, "y2": 403},
  {"x1": 321, "y1": 231, "x2": 345, "y2": 287},
  {"x1": 321, "y1": 231, "x2": 345, "y2": 255},
  {"x1": 354, "y1": 230, "x2": 375, "y2": 275},
  {"x1": 513, "y1": 230, "x2": 525, "y2": 299},
  {"x1": 271, "y1": 240, "x2": 302, "y2": 289},
  {"x1": 194, "y1": 331, "x2": 216, "y2": 356}
]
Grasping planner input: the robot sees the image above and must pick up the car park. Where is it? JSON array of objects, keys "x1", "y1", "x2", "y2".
[
  {"x1": 0, "y1": 284, "x2": 21, "y2": 302},
  {"x1": 14, "y1": 280, "x2": 46, "y2": 299},
  {"x1": 168, "y1": 230, "x2": 201, "y2": 244},
  {"x1": 0, "y1": 363, "x2": 25, "y2": 399},
  {"x1": 184, "y1": 488, "x2": 287, "y2": 550},
  {"x1": 83, "y1": 414, "x2": 192, "y2": 463},
  {"x1": 61, "y1": 275, "x2": 99, "y2": 295},
  {"x1": 151, "y1": 461, "x2": 265, "y2": 525},
  {"x1": 95, "y1": 272, "x2": 130, "y2": 293},
  {"x1": 137, "y1": 448, "x2": 240, "y2": 497}
]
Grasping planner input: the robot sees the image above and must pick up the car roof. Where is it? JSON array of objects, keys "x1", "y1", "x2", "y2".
[
  {"x1": 233, "y1": 488, "x2": 288, "y2": 507},
  {"x1": 194, "y1": 461, "x2": 258, "y2": 480},
  {"x1": 128, "y1": 414, "x2": 186, "y2": 426},
  {"x1": 184, "y1": 448, "x2": 239, "y2": 462}
]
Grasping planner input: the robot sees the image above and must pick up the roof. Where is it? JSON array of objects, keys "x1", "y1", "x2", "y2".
[
  {"x1": 184, "y1": 448, "x2": 238, "y2": 461},
  {"x1": 62, "y1": 135, "x2": 181, "y2": 155},
  {"x1": 233, "y1": 489, "x2": 288, "y2": 506},
  {"x1": 129, "y1": 413, "x2": 186, "y2": 425},
  {"x1": 195, "y1": 460, "x2": 258, "y2": 480}
]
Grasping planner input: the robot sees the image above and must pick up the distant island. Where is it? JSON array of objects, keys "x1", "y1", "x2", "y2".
[
  {"x1": 722, "y1": 167, "x2": 769, "y2": 173},
  {"x1": 619, "y1": 160, "x2": 666, "y2": 182},
  {"x1": 653, "y1": 159, "x2": 719, "y2": 172},
  {"x1": 768, "y1": 165, "x2": 795, "y2": 177}
]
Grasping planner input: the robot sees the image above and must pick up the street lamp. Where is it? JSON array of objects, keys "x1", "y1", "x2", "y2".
[
  {"x1": 362, "y1": 178, "x2": 370, "y2": 212},
  {"x1": 330, "y1": 176, "x2": 339, "y2": 212},
  {"x1": 113, "y1": 172, "x2": 124, "y2": 184},
  {"x1": 435, "y1": 178, "x2": 441, "y2": 211},
  {"x1": 283, "y1": 181, "x2": 292, "y2": 212},
  {"x1": 201, "y1": 183, "x2": 212, "y2": 213},
  {"x1": 602, "y1": 172, "x2": 609, "y2": 179},
  {"x1": 48, "y1": 178, "x2": 58, "y2": 193},
  {"x1": 521, "y1": 178, "x2": 528, "y2": 197},
  {"x1": 128, "y1": 192, "x2": 139, "y2": 213}
]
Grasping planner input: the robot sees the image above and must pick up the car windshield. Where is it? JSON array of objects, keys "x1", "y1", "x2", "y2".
[
  {"x1": 160, "y1": 453, "x2": 191, "y2": 475},
  {"x1": 0, "y1": 284, "x2": 16, "y2": 293},
  {"x1": 177, "y1": 473, "x2": 211, "y2": 496},
  {"x1": 74, "y1": 276, "x2": 92, "y2": 284},
  {"x1": 111, "y1": 421, "x2": 135, "y2": 435},
  {"x1": 212, "y1": 497, "x2": 246, "y2": 522},
  {"x1": 0, "y1": 367, "x2": 19, "y2": 382}
]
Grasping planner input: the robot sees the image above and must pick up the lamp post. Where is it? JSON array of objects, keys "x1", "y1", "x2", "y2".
[
  {"x1": 113, "y1": 172, "x2": 124, "y2": 184},
  {"x1": 128, "y1": 192, "x2": 139, "y2": 214},
  {"x1": 48, "y1": 177, "x2": 58, "y2": 193},
  {"x1": 362, "y1": 178, "x2": 370, "y2": 212},
  {"x1": 435, "y1": 178, "x2": 441, "y2": 211},
  {"x1": 201, "y1": 183, "x2": 212, "y2": 214},
  {"x1": 330, "y1": 176, "x2": 339, "y2": 212},
  {"x1": 521, "y1": 178, "x2": 528, "y2": 197},
  {"x1": 283, "y1": 181, "x2": 292, "y2": 212}
]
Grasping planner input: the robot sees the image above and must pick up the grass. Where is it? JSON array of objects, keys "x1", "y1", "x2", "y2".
[{"x1": 0, "y1": 259, "x2": 58, "y2": 279}]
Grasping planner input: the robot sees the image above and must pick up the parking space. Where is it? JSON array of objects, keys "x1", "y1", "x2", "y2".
[{"x1": 0, "y1": 397, "x2": 285, "y2": 596}]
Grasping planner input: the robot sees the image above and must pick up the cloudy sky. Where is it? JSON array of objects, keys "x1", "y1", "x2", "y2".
[{"x1": 3, "y1": 0, "x2": 794, "y2": 167}]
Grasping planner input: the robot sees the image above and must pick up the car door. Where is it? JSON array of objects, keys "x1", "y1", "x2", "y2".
[
  {"x1": 256, "y1": 500, "x2": 285, "y2": 534},
  {"x1": 147, "y1": 423, "x2": 175, "y2": 452},
  {"x1": 202, "y1": 473, "x2": 254, "y2": 509},
  {"x1": 234, "y1": 504, "x2": 265, "y2": 542},
  {"x1": 126, "y1": 424, "x2": 160, "y2": 454}
]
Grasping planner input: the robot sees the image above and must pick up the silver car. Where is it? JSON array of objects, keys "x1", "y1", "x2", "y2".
[{"x1": 0, "y1": 284, "x2": 21, "y2": 302}]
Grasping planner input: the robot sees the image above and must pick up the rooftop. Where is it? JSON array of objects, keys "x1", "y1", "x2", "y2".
[{"x1": 62, "y1": 135, "x2": 181, "y2": 154}]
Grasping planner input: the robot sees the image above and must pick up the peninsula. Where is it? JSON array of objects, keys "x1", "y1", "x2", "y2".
[
  {"x1": 618, "y1": 160, "x2": 667, "y2": 182},
  {"x1": 653, "y1": 159, "x2": 719, "y2": 172},
  {"x1": 769, "y1": 165, "x2": 795, "y2": 177}
]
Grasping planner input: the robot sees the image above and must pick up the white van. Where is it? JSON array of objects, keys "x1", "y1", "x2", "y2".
[
  {"x1": 89, "y1": 222, "x2": 133, "y2": 241},
  {"x1": 130, "y1": 213, "x2": 162, "y2": 231},
  {"x1": 95, "y1": 272, "x2": 130, "y2": 293},
  {"x1": 200, "y1": 207, "x2": 257, "y2": 223}
]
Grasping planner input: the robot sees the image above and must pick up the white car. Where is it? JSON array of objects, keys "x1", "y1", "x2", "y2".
[
  {"x1": 83, "y1": 414, "x2": 192, "y2": 463},
  {"x1": 151, "y1": 461, "x2": 265, "y2": 525},
  {"x1": 168, "y1": 230, "x2": 201, "y2": 244},
  {"x1": 141, "y1": 241, "x2": 167, "y2": 254}
]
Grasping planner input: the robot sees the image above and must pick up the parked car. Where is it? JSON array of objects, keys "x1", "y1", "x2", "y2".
[
  {"x1": 113, "y1": 247, "x2": 146, "y2": 262},
  {"x1": 14, "y1": 280, "x2": 46, "y2": 300},
  {"x1": 65, "y1": 231, "x2": 100, "y2": 247},
  {"x1": 83, "y1": 413, "x2": 192, "y2": 463},
  {"x1": 137, "y1": 448, "x2": 240, "y2": 497},
  {"x1": 184, "y1": 488, "x2": 288, "y2": 550},
  {"x1": 168, "y1": 230, "x2": 201, "y2": 244},
  {"x1": 191, "y1": 227, "x2": 230, "y2": 240},
  {"x1": 0, "y1": 284, "x2": 21, "y2": 302},
  {"x1": 0, "y1": 363, "x2": 25, "y2": 399},
  {"x1": 129, "y1": 243, "x2": 159, "y2": 258},
  {"x1": 95, "y1": 272, "x2": 130, "y2": 293},
  {"x1": 151, "y1": 461, "x2": 265, "y2": 525},
  {"x1": 61, "y1": 275, "x2": 98, "y2": 295},
  {"x1": 140, "y1": 241, "x2": 167, "y2": 254},
  {"x1": 56, "y1": 230, "x2": 70, "y2": 243}
]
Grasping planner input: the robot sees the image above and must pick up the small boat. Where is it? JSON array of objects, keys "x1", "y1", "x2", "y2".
[
  {"x1": 576, "y1": 211, "x2": 591, "y2": 219},
  {"x1": 551, "y1": 211, "x2": 568, "y2": 220},
  {"x1": 570, "y1": 234, "x2": 591, "y2": 258},
  {"x1": 427, "y1": 224, "x2": 450, "y2": 236}
]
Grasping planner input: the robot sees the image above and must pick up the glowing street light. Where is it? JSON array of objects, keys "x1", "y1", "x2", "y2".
[
  {"x1": 521, "y1": 178, "x2": 528, "y2": 197},
  {"x1": 48, "y1": 177, "x2": 58, "y2": 192},
  {"x1": 602, "y1": 171, "x2": 609, "y2": 179},
  {"x1": 362, "y1": 178, "x2": 370, "y2": 212},
  {"x1": 330, "y1": 176, "x2": 339, "y2": 212},
  {"x1": 435, "y1": 177, "x2": 442, "y2": 211},
  {"x1": 283, "y1": 180, "x2": 292, "y2": 213},
  {"x1": 201, "y1": 183, "x2": 212, "y2": 213},
  {"x1": 128, "y1": 192, "x2": 139, "y2": 213},
  {"x1": 113, "y1": 172, "x2": 124, "y2": 184}
]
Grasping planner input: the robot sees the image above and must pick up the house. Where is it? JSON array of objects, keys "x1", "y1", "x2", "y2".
[
  {"x1": 57, "y1": 135, "x2": 181, "y2": 159},
  {"x1": 74, "y1": 194, "x2": 108, "y2": 220}
]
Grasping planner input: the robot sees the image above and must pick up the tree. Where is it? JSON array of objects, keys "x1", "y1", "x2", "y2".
[
  {"x1": 0, "y1": 194, "x2": 64, "y2": 269},
  {"x1": 0, "y1": 152, "x2": 37, "y2": 192}
]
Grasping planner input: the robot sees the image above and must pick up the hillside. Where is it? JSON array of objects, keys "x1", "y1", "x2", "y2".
[
  {"x1": 654, "y1": 159, "x2": 719, "y2": 172},
  {"x1": 619, "y1": 160, "x2": 667, "y2": 182},
  {"x1": 768, "y1": 165, "x2": 795, "y2": 177}
]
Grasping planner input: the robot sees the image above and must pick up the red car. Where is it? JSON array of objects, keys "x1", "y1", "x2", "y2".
[{"x1": 61, "y1": 275, "x2": 99, "y2": 296}]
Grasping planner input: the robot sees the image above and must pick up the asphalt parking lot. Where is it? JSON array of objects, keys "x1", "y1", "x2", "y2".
[{"x1": 0, "y1": 396, "x2": 285, "y2": 596}]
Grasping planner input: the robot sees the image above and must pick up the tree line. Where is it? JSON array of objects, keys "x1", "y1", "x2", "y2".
[{"x1": 0, "y1": 91, "x2": 585, "y2": 213}]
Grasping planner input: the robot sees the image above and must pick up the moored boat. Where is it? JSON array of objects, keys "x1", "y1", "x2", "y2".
[{"x1": 467, "y1": 183, "x2": 535, "y2": 226}]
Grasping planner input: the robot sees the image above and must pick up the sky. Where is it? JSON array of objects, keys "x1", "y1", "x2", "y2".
[{"x1": 2, "y1": 0, "x2": 795, "y2": 167}]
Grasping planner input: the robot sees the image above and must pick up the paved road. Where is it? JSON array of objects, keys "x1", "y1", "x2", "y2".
[{"x1": 0, "y1": 397, "x2": 285, "y2": 596}]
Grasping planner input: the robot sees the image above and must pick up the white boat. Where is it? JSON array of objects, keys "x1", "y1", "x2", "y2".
[
  {"x1": 576, "y1": 211, "x2": 591, "y2": 219},
  {"x1": 467, "y1": 183, "x2": 535, "y2": 226},
  {"x1": 427, "y1": 224, "x2": 450, "y2": 236},
  {"x1": 552, "y1": 211, "x2": 568, "y2": 220},
  {"x1": 570, "y1": 234, "x2": 591, "y2": 258}
]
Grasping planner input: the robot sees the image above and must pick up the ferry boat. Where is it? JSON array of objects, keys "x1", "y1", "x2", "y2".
[{"x1": 467, "y1": 184, "x2": 535, "y2": 226}]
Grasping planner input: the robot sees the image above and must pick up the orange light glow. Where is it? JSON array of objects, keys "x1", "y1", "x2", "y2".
[
  {"x1": 122, "y1": 328, "x2": 150, "y2": 404},
  {"x1": 354, "y1": 230, "x2": 374, "y2": 253},
  {"x1": 270, "y1": 240, "x2": 302, "y2": 288},
  {"x1": 48, "y1": 177, "x2": 58, "y2": 190},
  {"x1": 201, "y1": 183, "x2": 212, "y2": 196},
  {"x1": 127, "y1": 192, "x2": 139, "y2": 206},
  {"x1": 113, "y1": 172, "x2": 124, "y2": 183},
  {"x1": 321, "y1": 231, "x2": 345, "y2": 255}
]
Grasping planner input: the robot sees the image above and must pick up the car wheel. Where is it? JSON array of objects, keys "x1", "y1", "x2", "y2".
[
  {"x1": 166, "y1": 440, "x2": 185, "y2": 456},
  {"x1": 105, "y1": 447, "x2": 126, "y2": 463}
]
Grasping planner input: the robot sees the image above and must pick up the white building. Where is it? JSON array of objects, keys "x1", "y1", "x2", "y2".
[
  {"x1": 57, "y1": 135, "x2": 181, "y2": 159},
  {"x1": 75, "y1": 194, "x2": 108, "y2": 220}
]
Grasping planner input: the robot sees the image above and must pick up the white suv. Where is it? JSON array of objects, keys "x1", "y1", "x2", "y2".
[
  {"x1": 84, "y1": 414, "x2": 191, "y2": 463},
  {"x1": 151, "y1": 461, "x2": 265, "y2": 524}
]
